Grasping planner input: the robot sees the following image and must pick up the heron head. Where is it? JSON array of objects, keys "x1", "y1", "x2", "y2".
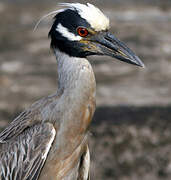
[{"x1": 48, "y1": 3, "x2": 144, "y2": 67}]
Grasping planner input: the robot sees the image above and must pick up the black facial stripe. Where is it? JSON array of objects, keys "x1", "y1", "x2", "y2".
[
  {"x1": 50, "y1": 35, "x2": 89, "y2": 57},
  {"x1": 52, "y1": 9, "x2": 90, "y2": 35},
  {"x1": 48, "y1": 9, "x2": 92, "y2": 57}
]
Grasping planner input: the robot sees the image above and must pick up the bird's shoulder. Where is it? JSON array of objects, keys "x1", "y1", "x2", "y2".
[{"x1": 0, "y1": 93, "x2": 60, "y2": 142}]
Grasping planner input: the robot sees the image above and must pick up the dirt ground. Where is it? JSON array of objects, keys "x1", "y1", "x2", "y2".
[{"x1": 0, "y1": 0, "x2": 171, "y2": 179}]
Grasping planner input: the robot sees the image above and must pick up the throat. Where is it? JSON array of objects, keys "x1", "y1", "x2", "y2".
[{"x1": 54, "y1": 49, "x2": 96, "y2": 96}]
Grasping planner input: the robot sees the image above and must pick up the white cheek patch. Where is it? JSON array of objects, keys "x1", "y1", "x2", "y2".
[{"x1": 56, "y1": 23, "x2": 82, "y2": 41}]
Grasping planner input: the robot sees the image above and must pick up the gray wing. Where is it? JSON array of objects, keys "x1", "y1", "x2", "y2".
[
  {"x1": 0, "y1": 94, "x2": 58, "y2": 143},
  {"x1": 0, "y1": 110, "x2": 36, "y2": 142},
  {"x1": 0, "y1": 123, "x2": 56, "y2": 180}
]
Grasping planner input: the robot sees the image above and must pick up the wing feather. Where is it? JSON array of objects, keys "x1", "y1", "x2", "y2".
[
  {"x1": 0, "y1": 110, "x2": 33, "y2": 142},
  {"x1": 0, "y1": 94, "x2": 58, "y2": 143},
  {"x1": 0, "y1": 123, "x2": 56, "y2": 180},
  {"x1": 78, "y1": 145, "x2": 90, "y2": 180}
]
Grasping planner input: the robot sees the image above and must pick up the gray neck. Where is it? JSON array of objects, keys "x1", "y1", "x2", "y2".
[{"x1": 54, "y1": 49, "x2": 96, "y2": 96}]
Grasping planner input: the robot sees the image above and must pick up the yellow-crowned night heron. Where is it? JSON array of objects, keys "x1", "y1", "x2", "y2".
[{"x1": 0, "y1": 3, "x2": 144, "y2": 180}]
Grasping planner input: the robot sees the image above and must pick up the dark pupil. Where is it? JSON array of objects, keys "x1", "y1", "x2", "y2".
[{"x1": 80, "y1": 29, "x2": 85, "y2": 34}]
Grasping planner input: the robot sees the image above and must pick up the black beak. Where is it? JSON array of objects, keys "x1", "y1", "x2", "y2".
[{"x1": 90, "y1": 32, "x2": 144, "y2": 67}]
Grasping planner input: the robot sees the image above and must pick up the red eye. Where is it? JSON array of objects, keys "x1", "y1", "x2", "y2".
[{"x1": 77, "y1": 27, "x2": 88, "y2": 37}]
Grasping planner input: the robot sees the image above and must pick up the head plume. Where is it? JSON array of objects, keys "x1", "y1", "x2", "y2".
[{"x1": 34, "y1": 3, "x2": 109, "y2": 32}]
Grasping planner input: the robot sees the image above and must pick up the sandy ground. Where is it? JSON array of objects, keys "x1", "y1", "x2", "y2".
[{"x1": 1, "y1": 0, "x2": 171, "y2": 179}]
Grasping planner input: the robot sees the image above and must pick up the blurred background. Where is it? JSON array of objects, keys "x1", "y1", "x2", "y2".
[{"x1": 0, "y1": 0, "x2": 171, "y2": 179}]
